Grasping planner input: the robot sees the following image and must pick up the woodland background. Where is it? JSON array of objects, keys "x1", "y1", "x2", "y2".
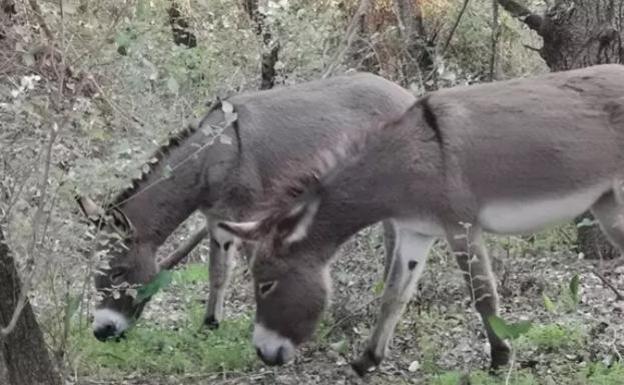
[{"x1": 1, "y1": 1, "x2": 623, "y2": 384}]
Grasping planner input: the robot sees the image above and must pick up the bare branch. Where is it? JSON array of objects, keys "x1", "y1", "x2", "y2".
[
  {"x1": 322, "y1": 0, "x2": 371, "y2": 79},
  {"x1": 497, "y1": 0, "x2": 543, "y2": 33},
  {"x1": 593, "y1": 269, "x2": 624, "y2": 301},
  {"x1": 441, "y1": 0, "x2": 471, "y2": 57},
  {"x1": 159, "y1": 225, "x2": 210, "y2": 270}
]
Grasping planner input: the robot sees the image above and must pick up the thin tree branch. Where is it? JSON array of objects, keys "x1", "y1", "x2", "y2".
[
  {"x1": 593, "y1": 269, "x2": 624, "y2": 301},
  {"x1": 497, "y1": 0, "x2": 543, "y2": 33},
  {"x1": 441, "y1": 0, "x2": 471, "y2": 57},
  {"x1": 322, "y1": 0, "x2": 371, "y2": 79},
  {"x1": 159, "y1": 225, "x2": 209, "y2": 269}
]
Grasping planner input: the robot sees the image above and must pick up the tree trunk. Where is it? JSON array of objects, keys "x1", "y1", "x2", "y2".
[
  {"x1": 0, "y1": 228, "x2": 61, "y2": 385},
  {"x1": 499, "y1": 0, "x2": 623, "y2": 259},
  {"x1": 393, "y1": 0, "x2": 433, "y2": 86},
  {"x1": 167, "y1": 1, "x2": 197, "y2": 48},
  {"x1": 243, "y1": 0, "x2": 280, "y2": 90}
]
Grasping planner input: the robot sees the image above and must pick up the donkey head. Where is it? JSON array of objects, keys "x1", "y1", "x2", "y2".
[
  {"x1": 77, "y1": 197, "x2": 158, "y2": 341},
  {"x1": 218, "y1": 196, "x2": 331, "y2": 366}
]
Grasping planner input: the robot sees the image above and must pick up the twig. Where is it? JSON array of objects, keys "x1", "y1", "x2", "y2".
[
  {"x1": 159, "y1": 225, "x2": 210, "y2": 269},
  {"x1": 592, "y1": 269, "x2": 624, "y2": 301},
  {"x1": 441, "y1": 0, "x2": 471, "y2": 57},
  {"x1": 322, "y1": 0, "x2": 371, "y2": 78},
  {"x1": 27, "y1": 0, "x2": 53, "y2": 41},
  {"x1": 489, "y1": 0, "x2": 500, "y2": 81}
]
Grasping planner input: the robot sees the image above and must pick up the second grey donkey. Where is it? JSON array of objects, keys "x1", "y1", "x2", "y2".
[
  {"x1": 76, "y1": 73, "x2": 416, "y2": 341},
  {"x1": 218, "y1": 64, "x2": 624, "y2": 374}
]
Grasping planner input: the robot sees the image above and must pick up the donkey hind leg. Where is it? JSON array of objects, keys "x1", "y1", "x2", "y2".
[
  {"x1": 203, "y1": 225, "x2": 238, "y2": 329},
  {"x1": 591, "y1": 190, "x2": 624, "y2": 255},
  {"x1": 351, "y1": 226, "x2": 435, "y2": 376},
  {"x1": 446, "y1": 226, "x2": 510, "y2": 369},
  {"x1": 381, "y1": 220, "x2": 397, "y2": 282}
]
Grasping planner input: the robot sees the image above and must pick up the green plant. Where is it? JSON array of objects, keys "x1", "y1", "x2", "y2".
[
  {"x1": 172, "y1": 263, "x2": 209, "y2": 286},
  {"x1": 520, "y1": 323, "x2": 585, "y2": 352},
  {"x1": 70, "y1": 313, "x2": 256, "y2": 376}
]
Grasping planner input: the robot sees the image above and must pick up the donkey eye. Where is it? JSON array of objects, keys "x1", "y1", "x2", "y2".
[
  {"x1": 223, "y1": 241, "x2": 233, "y2": 251},
  {"x1": 258, "y1": 281, "x2": 277, "y2": 297},
  {"x1": 110, "y1": 269, "x2": 125, "y2": 284}
]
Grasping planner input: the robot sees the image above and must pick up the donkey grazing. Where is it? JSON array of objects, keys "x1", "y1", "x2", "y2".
[
  {"x1": 77, "y1": 74, "x2": 415, "y2": 341},
  {"x1": 218, "y1": 64, "x2": 624, "y2": 373}
]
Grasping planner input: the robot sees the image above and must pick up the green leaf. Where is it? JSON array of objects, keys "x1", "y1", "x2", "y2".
[
  {"x1": 576, "y1": 218, "x2": 597, "y2": 228},
  {"x1": 163, "y1": 164, "x2": 173, "y2": 179},
  {"x1": 221, "y1": 101, "x2": 238, "y2": 127},
  {"x1": 569, "y1": 274, "x2": 580, "y2": 304},
  {"x1": 372, "y1": 280, "x2": 385, "y2": 296},
  {"x1": 507, "y1": 320, "x2": 532, "y2": 339},
  {"x1": 135, "y1": 270, "x2": 173, "y2": 304},
  {"x1": 65, "y1": 295, "x2": 81, "y2": 319},
  {"x1": 115, "y1": 32, "x2": 131, "y2": 50},
  {"x1": 543, "y1": 294, "x2": 556, "y2": 313},
  {"x1": 167, "y1": 77, "x2": 179, "y2": 94},
  {"x1": 488, "y1": 315, "x2": 532, "y2": 341},
  {"x1": 489, "y1": 315, "x2": 511, "y2": 340}
]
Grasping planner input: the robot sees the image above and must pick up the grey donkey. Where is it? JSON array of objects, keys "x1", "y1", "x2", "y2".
[
  {"x1": 218, "y1": 64, "x2": 624, "y2": 374},
  {"x1": 76, "y1": 73, "x2": 416, "y2": 341}
]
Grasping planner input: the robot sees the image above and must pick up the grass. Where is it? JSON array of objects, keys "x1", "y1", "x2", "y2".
[
  {"x1": 70, "y1": 263, "x2": 257, "y2": 377},
  {"x1": 519, "y1": 322, "x2": 585, "y2": 352},
  {"x1": 172, "y1": 263, "x2": 209, "y2": 286},
  {"x1": 429, "y1": 370, "x2": 539, "y2": 385},
  {"x1": 71, "y1": 315, "x2": 256, "y2": 375},
  {"x1": 429, "y1": 364, "x2": 624, "y2": 385}
]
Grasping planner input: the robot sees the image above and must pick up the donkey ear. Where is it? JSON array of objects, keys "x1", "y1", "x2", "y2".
[
  {"x1": 76, "y1": 196, "x2": 105, "y2": 221},
  {"x1": 276, "y1": 198, "x2": 320, "y2": 245},
  {"x1": 217, "y1": 221, "x2": 264, "y2": 242}
]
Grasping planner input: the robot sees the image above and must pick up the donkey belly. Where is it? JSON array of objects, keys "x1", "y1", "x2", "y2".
[{"x1": 478, "y1": 183, "x2": 609, "y2": 235}]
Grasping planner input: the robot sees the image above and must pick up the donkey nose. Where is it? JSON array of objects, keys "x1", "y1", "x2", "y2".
[
  {"x1": 93, "y1": 323, "x2": 117, "y2": 341},
  {"x1": 257, "y1": 346, "x2": 285, "y2": 366}
]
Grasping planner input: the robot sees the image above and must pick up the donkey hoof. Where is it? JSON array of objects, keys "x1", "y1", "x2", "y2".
[
  {"x1": 490, "y1": 345, "x2": 511, "y2": 370},
  {"x1": 203, "y1": 316, "x2": 220, "y2": 330},
  {"x1": 350, "y1": 349, "x2": 381, "y2": 377}
]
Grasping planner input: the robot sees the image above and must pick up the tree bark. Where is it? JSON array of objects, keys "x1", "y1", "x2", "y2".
[
  {"x1": 243, "y1": 0, "x2": 279, "y2": 90},
  {"x1": 0, "y1": 228, "x2": 61, "y2": 385},
  {"x1": 499, "y1": 0, "x2": 623, "y2": 260},
  {"x1": 393, "y1": 0, "x2": 433, "y2": 86}
]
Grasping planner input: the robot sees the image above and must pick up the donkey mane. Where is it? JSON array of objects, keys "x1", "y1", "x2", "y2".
[
  {"x1": 254, "y1": 130, "x2": 370, "y2": 228},
  {"x1": 109, "y1": 101, "x2": 224, "y2": 208},
  {"x1": 255, "y1": 97, "x2": 436, "y2": 227}
]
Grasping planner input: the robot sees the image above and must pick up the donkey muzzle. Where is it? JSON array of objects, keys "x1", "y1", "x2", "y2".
[{"x1": 252, "y1": 323, "x2": 295, "y2": 366}]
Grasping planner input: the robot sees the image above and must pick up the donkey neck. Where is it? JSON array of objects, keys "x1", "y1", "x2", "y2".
[
  {"x1": 113, "y1": 124, "x2": 240, "y2": 247},
  {"x1": 303, "y1": 117, "x2": 444, "y2": 260}
]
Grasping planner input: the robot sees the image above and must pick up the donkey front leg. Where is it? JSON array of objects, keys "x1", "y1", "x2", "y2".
[
  {"x1": 351, "y1": 227, "x2": 435, "y2": 376},
  {"x1": 203, "y1": 224, "x2": 239, "y2": 329},
  {"x1": 446, "y1": 225, "x2": 510, "y2": 369}
]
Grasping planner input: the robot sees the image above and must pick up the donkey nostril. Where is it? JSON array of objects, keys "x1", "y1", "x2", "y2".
[
  {"x1": 275, "y1": 346, "x2": 285, "y2": 366},
  {"x1": 256, "y1": 348, "x2": 263, "y2": 359},
  {"x1": 93, "y1": 323, "x2": 117, "y2": 342}
]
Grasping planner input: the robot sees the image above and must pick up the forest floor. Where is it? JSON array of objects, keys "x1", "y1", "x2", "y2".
[{"x1": 67, "y1": 222, "x2": 624, "y2": 385}]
